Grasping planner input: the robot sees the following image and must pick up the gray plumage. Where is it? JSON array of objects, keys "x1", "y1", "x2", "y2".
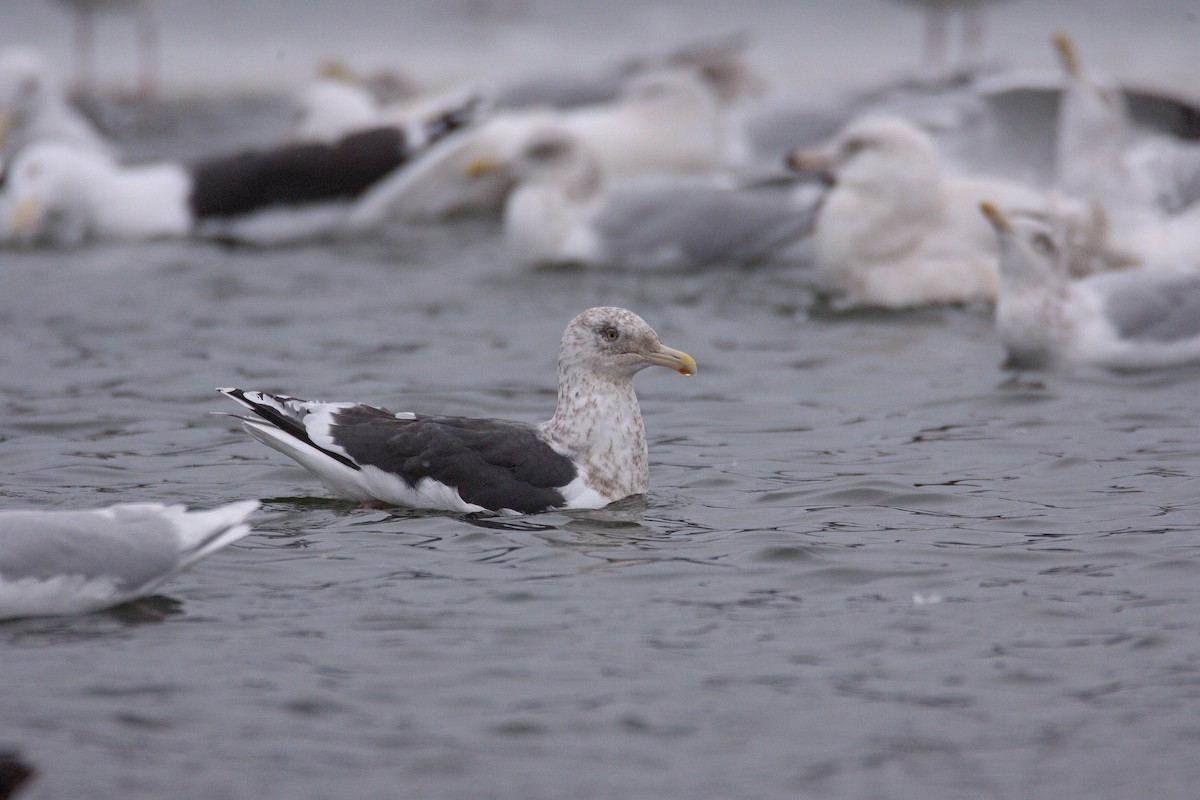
[{"x1": 0, "y1": 501, "x2": 258, "y2": 619}]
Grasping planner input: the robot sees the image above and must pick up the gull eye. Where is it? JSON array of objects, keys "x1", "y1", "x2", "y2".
[
  {"x1": 840, "y1": 137, "x2": 869, "y2": 160},
  {"x1": 1030, "y1": 232, "x2": 1057, "y2": 257},
  {"x1": 526, "y1": 138, "x2": 568, "y2": 162},
  {"x1": 601, "y1": 326, "x2": 620, "y2": 341}
]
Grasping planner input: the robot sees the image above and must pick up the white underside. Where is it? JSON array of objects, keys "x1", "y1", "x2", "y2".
[
  {"x1": 0, "y1": 574, "x2": 128, "y2": 619},
  {"x1": 241, "y1": 418, "x2": 614, "y2": 515},
  {"x1": 0, "y1": 500, "x2": 256, "y2": 619}
]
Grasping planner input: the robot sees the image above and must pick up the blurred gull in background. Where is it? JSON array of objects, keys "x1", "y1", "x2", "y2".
[
  {"x1": 347, "y1": 67, "x2": 728, "y2": 224},
  {"x1": 981, "y1": 201, "x2": 1200, "y2": 371},
  {"x1": 0, "y1": 93, "x2": 483, "y2": 245},
  {"x1": 0, "y1": 500, "x2": 257, "y2": 620},
  {"x1": 493, "y1": 30, "x2": 765, "y2": 111},
  {"x1": 789, "y1": 113, "x2": 1102, "y2": 309},
  {"x1": 1052, "y1": 31, "x2": 1200, "y2": 269},
  {"x1": 0, "y1": 46, "x2": 116, "y2": 162},
  {"x1": 493, "y1": 127, "x2": 822, "y2": 269},
  {"x1": 892, "y1": 0, "x2": 1010, "y2": 74}
]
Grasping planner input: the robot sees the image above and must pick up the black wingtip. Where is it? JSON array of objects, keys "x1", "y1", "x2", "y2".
[{"x1": 219, "y1": 389, "x2": 362, "y2": 472}]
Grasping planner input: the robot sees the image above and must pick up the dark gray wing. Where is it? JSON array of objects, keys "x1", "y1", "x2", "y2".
[
  {"x1": 1101, "y1": 271, "x2": 1200, "y2": 343},
  {"x1": 331, "y1": 406, "x2": 578, "y2": 514},
  {"x1": 188, "y1": 94, "x2": 484, "y2": 219}
]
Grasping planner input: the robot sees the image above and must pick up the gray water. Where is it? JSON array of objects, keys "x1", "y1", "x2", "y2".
[{"x1": 4, "y1": 2, "x2": 1200, "y2": 799}]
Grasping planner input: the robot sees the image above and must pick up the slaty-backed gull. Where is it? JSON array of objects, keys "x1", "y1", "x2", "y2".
[
  {"x1": 0, "y1": 500, "x2": 257, "y2": 620},
  {"x1": 218, "y1": 307, "x2": 696, "y2": 515},
  {"x1": 981, "y1": 201, "x2": 1200, "y2": 371},
  {"x1": 0, "y1": 94, "x2": 482, "y2": 246}
]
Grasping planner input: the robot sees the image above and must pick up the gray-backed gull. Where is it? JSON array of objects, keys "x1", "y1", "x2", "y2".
[
  {"x1": 494, "y1": 127, "x2": 821, "y2": 270},
  {"x1": 0, "y1": 500, "x2": 257, "y2": 619},
  {"x1": 219, "y1": 307, "x2": 696, "y2": 515},
  {"x1": 981, "y1": 201, "x2": 1200, "y2": 371}
]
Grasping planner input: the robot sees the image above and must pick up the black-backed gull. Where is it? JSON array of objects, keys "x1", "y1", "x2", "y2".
[
  {"x1": 0, "y1": 93, "x2": 483, "y2": 245},
  {"x1": 218, "y1": 307, "x2": 696, "y2": 515}
]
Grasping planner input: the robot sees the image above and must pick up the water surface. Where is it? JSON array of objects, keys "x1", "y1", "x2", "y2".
[{"x1": 2, "y1": 2, "x2": 1200, "y2": 799}]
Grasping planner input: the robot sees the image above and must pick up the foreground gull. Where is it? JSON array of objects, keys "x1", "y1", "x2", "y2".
[
  {"x1": 789, "y1": 114, "x2": 1099, "y2": 309},
  {"x1": 219, "y1": 308, "x2": 696, "y2": 515},
  {"x1": 0, "y1": 500, "x2": 258, "y2": 620},
  {"x1": 0, "y1": 94, "x2": 482, "y2": 246},
  {"x1": 981, "y1": 201, "x2": 1200, "y2": 371},
  {"x1": 499, "y1": 128, "x2": 821, "y2": 269}
]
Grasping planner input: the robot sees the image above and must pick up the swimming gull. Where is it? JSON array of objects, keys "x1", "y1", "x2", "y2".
[
  {"x1": 347, "y1": 68, "x2": 728, "y2": 224},
  {"x1": 788, "y1": 113, "x2": 1102, "y2": 309},
  {"x1": 0, "y1": 500, "x2": 258, "y2": 620},
  {"x1": 218, "y1": 307, "x2": 696, "y2": 515},
  {"x1": 284, "y1": 61, "x2": 470, "y2": 146},
  {"x1": 495, "y1": 127, "x2": 821, "y2": 269},
  {"x1": 981, "y1": 201, "x2": 1200, "y2": 371},
  {"x1": 0, "y1": 47, "x2": 116, "y2": 162},
  {"x1": 0, "y1": 93, "x2": 483, "y2": 246}
]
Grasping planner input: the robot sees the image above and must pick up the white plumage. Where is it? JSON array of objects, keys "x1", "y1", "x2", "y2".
[{"x1": 791, "y1": 114, "x2": 1099, "y2": 309}]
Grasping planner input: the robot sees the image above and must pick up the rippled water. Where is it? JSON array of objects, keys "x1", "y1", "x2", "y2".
[
  {"x1": 5, "y1": 220, "x2": 1200, "y2": 799},
  {"x1": 4, "y1": 2, "x2": 1200, "y2": 799}
]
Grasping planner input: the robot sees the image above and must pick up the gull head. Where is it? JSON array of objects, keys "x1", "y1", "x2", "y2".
[
  {"x1": 980, "y1": 201, "x2": 1068, "y2": 289},
  {"x1": 1, "y1": 141, "x2": 106, "y2": 246},
  {"x1": 791, "y1": 115, "x2": 940, "y2": 192},
  {"x1": 558, "y1": 307, "x2": 696, "y2": 383}
]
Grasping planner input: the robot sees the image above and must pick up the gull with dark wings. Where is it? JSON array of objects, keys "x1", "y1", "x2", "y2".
[{"x1": 219, "y1": 307, "x2": 696, "y2": 515}]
